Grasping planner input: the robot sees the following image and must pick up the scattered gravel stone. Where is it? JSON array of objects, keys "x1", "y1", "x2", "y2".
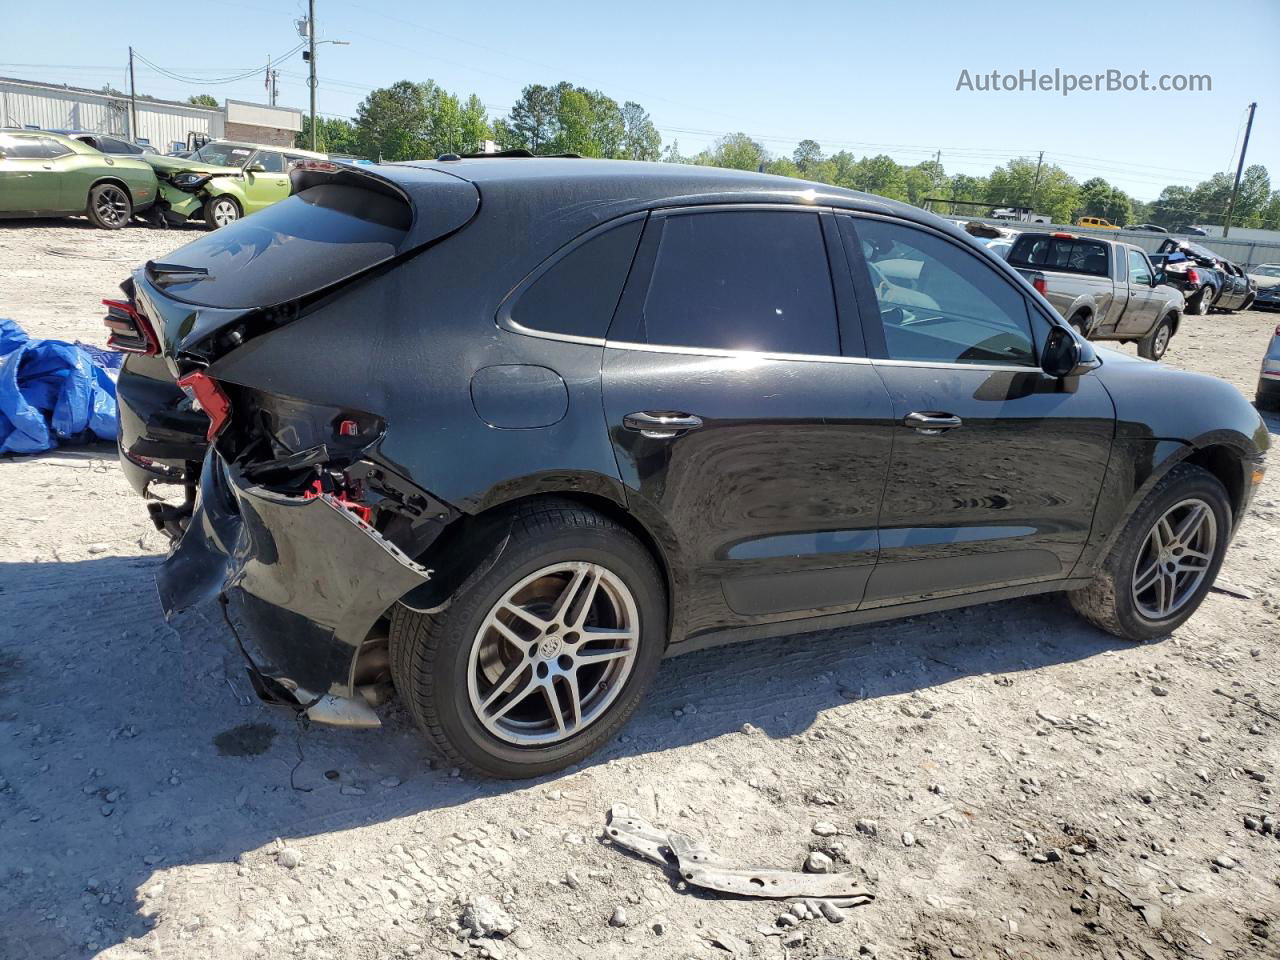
[
  {"x1": 740, "y1": 722, "x2": 760, "y2": 735},
  {"x1": 1068, "y1": 844, "x2": 1087, "y2": 856},
  {"x1": 461, "y1": 896, "x2": 517, "y2": 938},
  {"x1": 339, "y1": 784, "x2": 366, "y2": 796},
  {"x1": 380, "y1": 776, "x2": 402, "y2": 788},
  {"x1": 508, "y1": 929, "x2": 533, "y2": 950},
  {"x1": 855, "y1": 819, "x2": 878, "y2": 836},
  {"x1": 510, "y1": 826, "x2": 532, "y2": 842},
  {"x1": 1249, "y1": 771, "x2": 1267, "y2": 782},
  {"x1": 1244, "y1": 816, "x2": 1261, "y2": 831},
  {"x1": 1030, "y1": 853, "x2": 1049, "y2": 863},
  {"x1": 1213, "y1": 854, "x2": 1237, "y2": 870},
  {"x1": 951, "y1": 947, "x2": 972, "y2": 958},
  {"x1": 1151, "y1": 684, "x2": 1170, "y2": 697},
  {"x1": 563, "y1": 871, "x2": 582, "y2": 890},
  {"x1": 87, "y1": 543, "x2": 108, "y2": 554},
  {"x1": 650, "y1": 918, "x2": 666, "y2": 936},
  {"x1": 608, "y1": 906, "x2": 629, "y2": 927},
  {"x1": 277, "y1": 847, "x2": 301, "y2": 869},
  {"x1": 818, "y1": 900, "x2": 845, "y2": 923},
  {"x1": 778, "y1": 913, "x2": 799, "y2": 927},
  {"x1": 1198, "y1": 733, "x2": 1212, "y2": 742},
  {"x1": 1046, "y1": 848, "x2": 1063, "y2": 863},
  {"x1": 804, "y1": 851, "x2": 834, "y2": 873},
  {"x1": 812, "y1": 821, "x2": 838, "y2": 837},
  {"x1": 901, "y1": 831, "x2": 916, "y2": 847}
]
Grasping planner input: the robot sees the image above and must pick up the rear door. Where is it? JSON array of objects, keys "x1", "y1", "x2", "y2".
[
  {"x1": 0, "y1": 134, "x2": 70, "y2": 213},
  {"x1": 602, "y1": 206, "x2": 895, "y2": 636},
  {"x1": 840, "y1": 214, "x2": 1115, "y2": 605}
]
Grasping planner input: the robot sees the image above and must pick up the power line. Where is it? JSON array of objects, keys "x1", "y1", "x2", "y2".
[{"x1": 132, "y1": 44, "x2": 305, "y2": 86}]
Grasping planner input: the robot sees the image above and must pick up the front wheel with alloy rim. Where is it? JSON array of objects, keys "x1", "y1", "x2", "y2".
[
  {"x1": 203, "y1": 195, "x2": 241, "y2": 229},
  {"x1": 1069, "y1": 464, "x2": 1230, "y2": 641},
  {"x1": 389, "y1": 501, "x2": 666, "y2": 778},
  {"x1": 86, "y1": 182, "x2": 132, "y2": 229},
  {"x1": 1137, "y1": 315, "x2": 1173, "y2": 360},
  {"x1": 1193, "y1": 286, "x2": 1215, "y2": 315}
]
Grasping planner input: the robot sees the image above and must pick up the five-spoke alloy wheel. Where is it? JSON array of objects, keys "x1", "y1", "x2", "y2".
[
  {"x1": 467, "y1": 561, "x2": 640, "y2": 745},
  {"x1": 1130, "y1": 498, "x2": 1216, "y2": 620},
  {"x1": 390, "y1": 501, "x2": 665, "y2": 778}
]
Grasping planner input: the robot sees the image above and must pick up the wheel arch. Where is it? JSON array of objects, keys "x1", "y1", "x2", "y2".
[
  {"x1": 87, "y1": 176, "x2": 134, "y2": 205},
  {"x1": 402, "y1": 488, "x2": 683, "y2": 645}
]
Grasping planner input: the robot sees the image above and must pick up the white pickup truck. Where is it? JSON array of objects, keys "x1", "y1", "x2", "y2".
[{"x1": 1007, "y1": 231, "x2": 1186, "y2": 361}]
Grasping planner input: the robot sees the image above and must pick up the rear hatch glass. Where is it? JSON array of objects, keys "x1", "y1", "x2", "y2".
[
  {"x1": 147, "y1": 183, "x2": 411, "y2": 309},
  {"x1": 1008, "y1": 235, "x2": 1110, "y2": 277}
]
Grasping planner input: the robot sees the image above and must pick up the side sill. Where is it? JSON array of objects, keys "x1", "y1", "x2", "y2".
[{"x1": 664, "y1": 577, "x2": 1093, "y2": 659}]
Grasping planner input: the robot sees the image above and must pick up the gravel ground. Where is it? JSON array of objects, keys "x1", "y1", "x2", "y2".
[{"x1": 0, "y1": 220, "x2": 1277, "y2": 960}]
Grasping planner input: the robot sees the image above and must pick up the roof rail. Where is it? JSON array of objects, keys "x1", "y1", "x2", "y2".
[{"x1": 435, "y1": 149, "x2": 584, "y2": 161}]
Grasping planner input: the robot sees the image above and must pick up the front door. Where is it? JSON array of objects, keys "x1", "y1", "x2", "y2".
[
  {"x1": 1114, "y1": 248, "x2": 1161, "y2": 337},
  {"x1": 243, "y1": 150, "x2": 291, "y2": 213},
  {"x1": 602, "y1": 207, "x2": 895, "y2": 639},
  {"x1": 839, "y1": 214, "x2": 1115, "y2": 606}
]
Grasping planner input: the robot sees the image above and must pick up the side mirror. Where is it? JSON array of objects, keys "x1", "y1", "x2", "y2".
[
  {"x1": 1154, "y1": 271, "x2": 1166, "y2": 286},
  {"x1": 246, "y1": 162, "x2": 266, "y2": 173},
  {"x1": 1041, "y1": 325, "x2": 1096, "y2": 378}
]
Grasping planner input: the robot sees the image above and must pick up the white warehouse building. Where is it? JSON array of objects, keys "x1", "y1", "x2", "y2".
[{"x1": 0, "y1": 76, "x2": 303, "y2": 153}]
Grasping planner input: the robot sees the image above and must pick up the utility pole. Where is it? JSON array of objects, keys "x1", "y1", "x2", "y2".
[
  {"x1": 1029, "y1": 150, "x2": 1045, "y2": 212},
  {"x1": 127, "y1": 46, "x2": 137, "y2": 140},
  {"x1": 308, "y1": 0, "x2": 317, "y2": 150},
  {"x1": 1223, "y1": 102, "x2": 1257, "y2": 239}
]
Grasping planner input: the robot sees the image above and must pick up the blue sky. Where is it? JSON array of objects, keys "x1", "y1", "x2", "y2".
[{"x1": 5, "y1": 0, "x2": 1277, "y2": 201}]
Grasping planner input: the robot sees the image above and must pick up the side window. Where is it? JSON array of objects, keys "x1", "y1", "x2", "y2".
[
  {"x1": 37, "y1": 137, "x2": 72, "y2": 159},
  {"x1": 639, "y1": 210, "x2": 839, "y2": 356},
  {"x1": 0, "y1": 135, "x2": 65, "y2": 159},
  {"x1": 851, "y1": 217, "x2": 1038, "y2": 367},
  {"x1": 255, "y1": 151, "x2": 286, "y2": 173},
  {"x1": 508, "y1": 217, "x2": 645, "y2": 339},
  {"x1": 1128, "y1": 250, "x2": 1152, "y2": 285}
]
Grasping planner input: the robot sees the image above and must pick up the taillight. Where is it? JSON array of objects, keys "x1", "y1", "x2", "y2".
[
  {"x1": 177, "y1": 371, "x2": 232, "y2": 442},
  {"x1": 1032, "y1": 276, "x2": 1047, "y2": 295},
  {"x1": 1186, "y1": 268, "x2": 1200, "y2": 285},
  {"x1": 102, "y1": 299, "x2": 159, "y2": 355}
]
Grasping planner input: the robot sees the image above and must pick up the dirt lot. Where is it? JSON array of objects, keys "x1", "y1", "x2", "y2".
[{"x1": 0, "y1": 219, "x2": 1277, "y2": 960}]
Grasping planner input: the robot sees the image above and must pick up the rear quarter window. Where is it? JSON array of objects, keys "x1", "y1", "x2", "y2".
[
  {"x1": 1009, "y1": 236, "x2": 1110, "y2": 277},
  {"x1": 505, "y1": 217, "x2": 645, "y2": 339}
]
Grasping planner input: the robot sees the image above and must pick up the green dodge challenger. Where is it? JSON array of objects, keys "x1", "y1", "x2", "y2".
[{"x1": 0, "y1": 130, "x2": 157, "y2": 229}]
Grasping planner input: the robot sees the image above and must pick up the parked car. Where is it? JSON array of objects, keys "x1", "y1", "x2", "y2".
[
  {"x1": 1247, "y1": 264, "x2": 1280, "y2": 310},
  {"x1": 981, "y1": 236, "x2": 1013, "y2": 259},
  {"x1": 51, "y1": 130, "x2": 157, "y2": 156},
  {"x1": 992, "y1": 206, "x2": 1050, "y2": 224},
  {"x1": 1006, "y1": 231, "x2": 1184, "y2": 359},
  {"x1": 110, "y1": 159, "x2": 1267, "y2": 778},
  {"x1": 1125, "y1": 223, "x2": 1168, "y2": 233},
  {"x1": 1076, "y1": 216, "x2": 1120, "y2": 230},
  {"x1": 1149, "y1": 239, "x2": 1253, "y2": 314},
  {"x1": 1256, "y1": 322, "x2": 1280, "y2": 410},
  {"x1": 143, "y1": 139, "x2": 328, "y2": 228},
  {"x1": 0, "y1": 130, "x2": 156, "y2": 228},
  {"x1": 1173, "y1": 225, "x2": 1208, "y2": 236}
]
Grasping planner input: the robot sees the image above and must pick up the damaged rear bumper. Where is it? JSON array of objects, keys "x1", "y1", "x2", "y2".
[{"x1": 158, "y1": 453, "x2": 433, "y2": 711}]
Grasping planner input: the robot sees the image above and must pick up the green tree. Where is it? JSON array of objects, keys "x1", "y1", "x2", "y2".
[
  {"x1": 693, "y1": 133, "x2": 767, "y2": 171},
  {"x1": 986, "y1": 158, "x2": 1079, "y2": 223},
  {"x1": 1077, "y1": 177, "x2": 1132, "y2": 225},
  {"x1": 298, "y1": 116, "x2": 360, "y2": 155},
  {"x1": 619, "y1": 101, "x2": 661, "y2": 161},
  {"x1": 793, "y1": 139, "x2": 824, "y2": 173},
  {"x1": 852, "y1": 154, "x2": 908, "y2": 201},
  {"x1": 764, "y1": 157, "x2": 801, "y2": 178},
  {"x1": 353, "y1": 80, "x2": 490, "y2": 161},
  {"x1": 903, "y1": 160, "x2": 947, "y2": 206},
  {"x1": 1150, "y1": 185, "x2": 1197, "y2": 228},
  {"x1": 187, "y1": 93, "x2": 219, "y2": 108}
]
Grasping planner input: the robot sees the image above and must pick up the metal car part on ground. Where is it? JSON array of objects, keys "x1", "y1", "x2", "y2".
[
  {"x1": 604, "y1": 805, "x2": 875, "y2": 906},
  {"x1": 0, "y1": 130, "x2": 156, "y2": 228}
]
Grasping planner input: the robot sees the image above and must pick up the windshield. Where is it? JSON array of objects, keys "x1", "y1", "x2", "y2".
[
  {"x1": 189, "y1": 142, "x2": 255, "y2": 167},
  {"x1": 1253, "y1": 266, "x2": 1280, "y2": 278}
]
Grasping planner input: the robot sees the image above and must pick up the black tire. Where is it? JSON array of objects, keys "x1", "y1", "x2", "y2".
[
  {"x1": 1069, "y1": 464, "x2": 1230, "y2": 641},
  {"x1": 1256, "y1": 391, "x2": 1280, "y2": 412},
  {"x1": 1191, "y1": 285, "x2": 1215, "y2": 316},
  {"x1": 203, "y1": 194, "x2": 241, "y2": 230},
  {"x1": 1137, "y1": 315, "x2": 1173, "y2": 361},
  {"x1": 86, "y1": 182, "x2": 132, "y2": 229},
  {"x1": 1068, "y1": 313, "x2": 1089, "y2": 338},
  {"x1": 389, "y1": 500, "x2": 667, "y2": 778},
  {"x1": 1241, "y1": 295, "x2": 1255, "y2": 312}
]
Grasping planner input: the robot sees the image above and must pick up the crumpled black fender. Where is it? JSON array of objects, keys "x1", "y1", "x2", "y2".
[{"x1": 158, "y1": 453, "x2": 433, "y2": 697}]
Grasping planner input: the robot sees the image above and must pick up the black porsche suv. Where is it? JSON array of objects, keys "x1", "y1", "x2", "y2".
[{"x1": 111, "y1": 157, "x2": 1268, "y2": 778}]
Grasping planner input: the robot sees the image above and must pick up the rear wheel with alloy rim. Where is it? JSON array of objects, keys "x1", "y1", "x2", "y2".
[
  {"x1": 1069, "y1": 464, "x2": 1230, "y2": 640},
  {"x1": 203, "y1": 195, "x2": 241, "y2": 229},
  {"x1": 1137, "y1": 316, "x2": 1173, "y2": 360},
  {"x1": 390, "y1": 501, "x2": 666, "y2": 778},
  {"x1": 86, "y1": 183, "x2": 131, "y2": 229}
]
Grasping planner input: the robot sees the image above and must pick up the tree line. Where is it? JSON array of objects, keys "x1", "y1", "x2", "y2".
[{"x1": 296, "y1": 78, "x2": 1280, "y2": 231}]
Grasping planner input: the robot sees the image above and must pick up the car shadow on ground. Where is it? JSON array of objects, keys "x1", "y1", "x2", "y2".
[{"x1": 0, "y1": 552, "x2": 1133, "y2": 958}]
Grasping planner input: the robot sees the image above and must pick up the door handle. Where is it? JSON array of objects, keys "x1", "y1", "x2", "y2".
[
  {"x1": 623, "y1": 411, "x2": 704, "y2": 439},
  {"x1": 904, "y1": 411, "x2": 962, "y2": 435},
  {"x1": 41, "y1": 164, "x2": 53, "y2": 170}
]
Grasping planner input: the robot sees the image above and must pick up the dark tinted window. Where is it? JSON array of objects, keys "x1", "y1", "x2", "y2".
[
  {"x1": 509, "y1": 218, "x2": 644, "y2": 338},
  {"x1": 254, "y1": 151, "x2": 286, "y2": 173},
  {"x1": 1008, "y1": 234, "x2": 1110, "y2": 276},
  {"x1": 142, "y1": 183, "x2": 411, "y2": 309},
  {"x1": 640, "y1": 210, "x2": 839, "y2": 355},
  {"x1": 853, "y1": 218, "x2": 1037, "y2": 367},
  {"x1": 100, "y1": 137, "x2": 141, "y2": 155}
]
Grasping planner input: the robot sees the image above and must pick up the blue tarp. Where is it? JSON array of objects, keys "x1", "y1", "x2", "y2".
[{"x1": 0, "y1": 318, "x2": 121, "y2": 455}]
